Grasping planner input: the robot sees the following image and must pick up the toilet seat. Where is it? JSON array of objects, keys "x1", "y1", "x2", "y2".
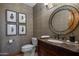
[{"x1": 22, "y1": 44, "x2": 35, "y2": 52}]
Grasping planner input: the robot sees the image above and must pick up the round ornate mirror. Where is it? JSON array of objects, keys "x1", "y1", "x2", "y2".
[{"x1": 49, "y1": 5, "x2": 79, "y2": 35}]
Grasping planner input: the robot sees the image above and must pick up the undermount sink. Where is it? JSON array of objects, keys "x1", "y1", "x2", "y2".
[{"x1": 47, "y1": 39, "x2": 64, "y2": 43}]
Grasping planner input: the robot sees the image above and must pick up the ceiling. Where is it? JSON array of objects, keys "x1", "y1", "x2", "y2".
[{"x1": 25, "y1": 3, "x2": 36, "y2": 7}]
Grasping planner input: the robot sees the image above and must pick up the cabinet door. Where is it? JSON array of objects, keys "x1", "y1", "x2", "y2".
[{"x1": 38, "y1": 45, "x2": 47, "y2": 56}]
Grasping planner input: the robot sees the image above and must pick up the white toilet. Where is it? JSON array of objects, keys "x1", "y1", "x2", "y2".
[{"x1": 21, "y1": 37, "x2": 37, "y2": 56}]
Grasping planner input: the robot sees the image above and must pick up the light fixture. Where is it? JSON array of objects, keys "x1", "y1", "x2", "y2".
[
  {"x1": 44, "y1": 3, "x2": 54, "y2": 9},
  {"x1": 48, "y1": 3, "x2": 54, "y2": 9},
  {"x1": 44, "y1": 3, "x2": 48, "y2": 5}
]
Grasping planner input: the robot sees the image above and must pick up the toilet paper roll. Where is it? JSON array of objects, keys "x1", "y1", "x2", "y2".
[{"x1": 9, "y1": 39, "x2": 13, "y2": 44}]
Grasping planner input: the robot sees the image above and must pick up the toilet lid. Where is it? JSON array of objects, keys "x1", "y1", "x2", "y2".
[{"x1": 22, "y1": 44, "x2": 34, "y2": 49}]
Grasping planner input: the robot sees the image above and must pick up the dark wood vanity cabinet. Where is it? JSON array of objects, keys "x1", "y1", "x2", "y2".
[{"x1": 38, "y1": 40, "x2": 79, "y2": 56}]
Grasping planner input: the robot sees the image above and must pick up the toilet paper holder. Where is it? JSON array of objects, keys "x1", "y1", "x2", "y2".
[{"x1": 8, "y1": 39, "x2": 14, "y2": 44}]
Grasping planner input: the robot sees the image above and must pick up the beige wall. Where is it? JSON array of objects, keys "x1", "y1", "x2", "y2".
[
  {"x1": 0, "y1": 3, "x2": 33, "y2": 53},
  {"x1": 33, "y1": 3, "x2": 79, "y2": 41},
  {"x1": 0, "y1": 3, "x2": 79, "y2": 53}
]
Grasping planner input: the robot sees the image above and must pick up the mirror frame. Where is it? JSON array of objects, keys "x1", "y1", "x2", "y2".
[{"x1": 49, "y1": 5, "x2": 79, "y2": 35}]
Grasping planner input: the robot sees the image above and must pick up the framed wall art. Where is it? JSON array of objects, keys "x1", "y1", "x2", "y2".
[
  {"x1": 6, "y1": 24, "x2": 17, "y2": 35},
  {"x1": 19, "y1": 25, "x2": 26, "y2": 35},
  {"x1": 6, "y1": 10, "x2": 17, "y2": 22},
  {"x1": 19, "y1": 13, "x2": 26, "y2": 23}
]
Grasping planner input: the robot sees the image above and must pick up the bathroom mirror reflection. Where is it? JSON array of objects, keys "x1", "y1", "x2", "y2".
[{"x1": 49, "y1": 5, "x2": 79, "y2": 34}]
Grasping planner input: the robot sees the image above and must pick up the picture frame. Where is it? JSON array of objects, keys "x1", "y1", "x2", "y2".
[
  {"x1": 19, "y1": 13, "x2": 26, "y2": 23},
  {"x1": 6, "y1": 24, "x2": 17, "y2": 35},
  {"x1": 6, "y1": 10, "x2": 17, "y2": 23},
  {"x1": 19, "y1": 25, "x2": 26, "y2": 35}
]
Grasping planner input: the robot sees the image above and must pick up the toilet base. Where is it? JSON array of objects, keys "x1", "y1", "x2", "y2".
[{"x1": 23, "y1": 47, "x2": 36, "y2": 56}]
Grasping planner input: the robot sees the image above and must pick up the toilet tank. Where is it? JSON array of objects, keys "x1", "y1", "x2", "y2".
[{"x1": 32, "y1": 37, "x2": 37, "y2": 46}]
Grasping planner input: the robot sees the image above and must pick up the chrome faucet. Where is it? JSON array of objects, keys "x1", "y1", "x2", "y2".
[
  {"x1": 57, "y1": 34, "x2": 60, "y2": 39},
  {"x1": 53, "y1": 34, "x2": 60, "y2": 40}
]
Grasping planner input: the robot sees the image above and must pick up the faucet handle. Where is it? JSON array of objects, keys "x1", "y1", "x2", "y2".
[{"x1": 62, "y1": 37, "x2": 65, "y2": 40}]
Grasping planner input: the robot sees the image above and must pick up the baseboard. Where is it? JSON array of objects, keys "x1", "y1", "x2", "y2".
[{"x1": 0, "y1": 51, "x2": 24, "y2": 56}]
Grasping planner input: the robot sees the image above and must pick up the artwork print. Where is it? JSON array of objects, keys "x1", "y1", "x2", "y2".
[
  {"x1": 7, "y1": 10, "x2": 16, "y2": 22},
  {"x1": 19, "y1": 13, "x2": 26, "y2": 23},
  {"x1": 19, "y1": 25, "x2": 26, "y2": 35},
  {"x1": 7, "y1": 24, "x2": 16, "y2": 35}
]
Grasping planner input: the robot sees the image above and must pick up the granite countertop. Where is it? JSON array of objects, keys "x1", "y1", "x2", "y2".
[{"x1": 38, "y1": 38, "x2": 79, "y2": 53}]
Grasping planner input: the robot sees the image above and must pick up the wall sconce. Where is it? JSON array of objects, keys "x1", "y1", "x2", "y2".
[
  {"x1": 44, "y1": 3, "x2": 48, "y2": 8},
  {"x1": 44, "y1": 3, "x2": 54, "y2": 9},
  {"x1": 44, "y1": 3, "x2": 48, "y2": 5}
]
